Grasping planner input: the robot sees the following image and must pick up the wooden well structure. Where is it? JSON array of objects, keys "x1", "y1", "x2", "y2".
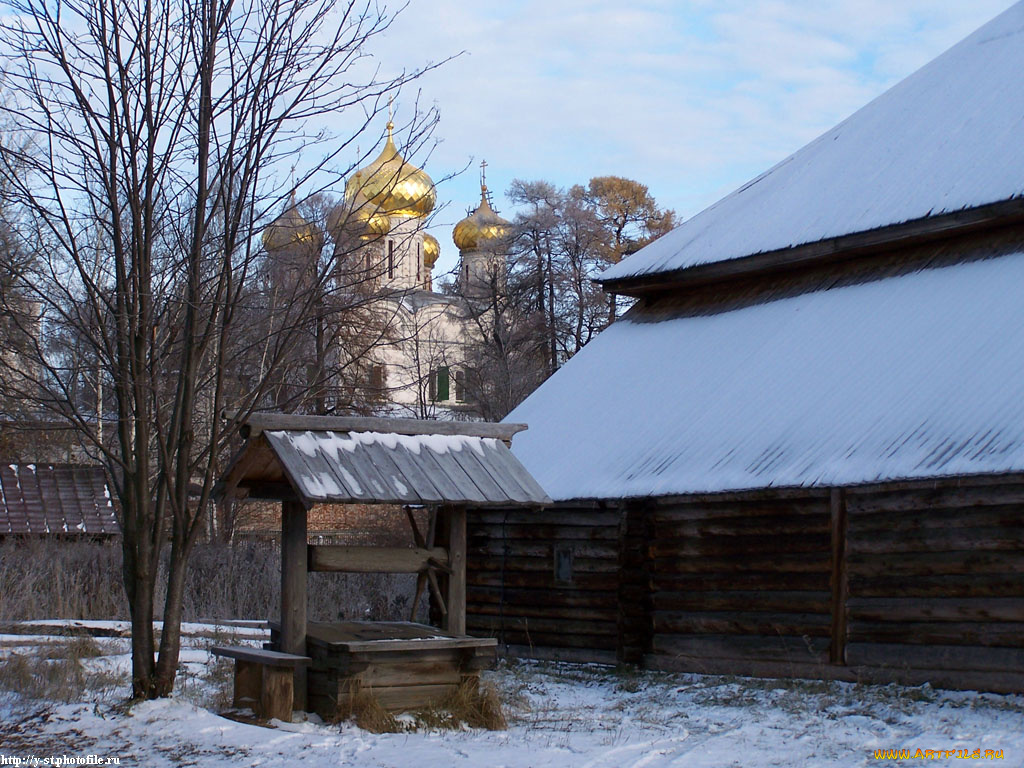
[{"x1": 218, "y1": 413, "x2": 550, "y2": 715}]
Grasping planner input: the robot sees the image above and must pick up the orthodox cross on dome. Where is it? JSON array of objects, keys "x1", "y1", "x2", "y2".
[{"x1": 479, "y1": 159, "x2": 497, "y2": 209}]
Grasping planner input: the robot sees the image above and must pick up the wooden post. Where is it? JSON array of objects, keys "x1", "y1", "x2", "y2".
[
  {"x1": 444, "y1": 505, "x2": 467, "y2": 636},
  {"x1": 281, "y1": 499, "x2": 308, "y2": 711},
  {"x1": 829, "y1": 487, "x2": 848, "y2": 665}
]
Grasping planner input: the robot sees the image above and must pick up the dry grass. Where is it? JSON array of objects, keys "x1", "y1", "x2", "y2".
[
  {"x1": 332, "y1": 679, "x2": 508, "y2": 733},
  {"x1": 331, "y1": 683, "x2": 403, "y2": 733},
  {"x1": 0, "y1": 538, "x2": 419, "y2": 623},
  {"x1": 421, "y1": 679, "x2": 507, "y2": 731},
  {"x1": 0, "y1": 637, "x2": 122, "y2": 702}
]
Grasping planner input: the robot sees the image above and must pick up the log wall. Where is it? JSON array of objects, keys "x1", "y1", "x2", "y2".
[
  {"x1": 465, "y1": 506, "x2": 622, "y2": 664},
  {"x1": 468, "y1": 475, "x2": 1024, "y2": 692},
  {"x1": 644, "y1": 489, "x2": 834, "y2": 679},
  {"x1": 843, "y1": 479, "x2": 1024, "y2": 692}
]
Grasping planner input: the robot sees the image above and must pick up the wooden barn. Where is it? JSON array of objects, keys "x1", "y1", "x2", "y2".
[{"x1": 468, "y1": 3, "x2": 1024, "y2": 692}]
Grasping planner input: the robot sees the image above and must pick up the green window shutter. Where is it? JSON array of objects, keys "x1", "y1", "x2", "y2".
[{"x1": 437, "y1": 366, "x2": 450, "y2": 401}]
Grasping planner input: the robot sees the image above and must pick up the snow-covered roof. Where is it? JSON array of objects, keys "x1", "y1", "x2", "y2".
[
  {"x1": 507, "y1": 251, "x2": 1024, "y2": 501},
  {"x1": 601, "y1": 2, "x2": 1024, "y2": 286},
  {"x1": 264, "y1": 429, "x2": 550, "y2": 506}
]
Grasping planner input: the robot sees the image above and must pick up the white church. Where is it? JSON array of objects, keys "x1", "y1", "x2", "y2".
[{"x1": 260, "y1": 119, "x2": 510, "y2": 417}]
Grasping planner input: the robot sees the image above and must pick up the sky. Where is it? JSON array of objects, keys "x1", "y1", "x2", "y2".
[{"x1": 332, "y1": 0, "x2": 1018, "y2": 274}]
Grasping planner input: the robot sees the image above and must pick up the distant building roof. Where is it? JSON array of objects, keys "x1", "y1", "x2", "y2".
[
  {"x1": 0, "y1": 464, "x2": 119, "y2": 535},
  {"x1": 601, "y1": 2, "x2": 1024, "y2": 286},
  {"x1": 507, "y1": 251, "x2": 1024, "y2": 501}
]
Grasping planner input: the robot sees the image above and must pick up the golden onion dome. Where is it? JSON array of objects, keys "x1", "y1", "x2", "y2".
[
  {"x1": 262, "y1": 193, "x2": 324, "y2": 252},
  {"x1": 327, "y1": 194, "x2": 392, "y2": 241},
  {"x1": 422, "y1": 233, "x2": 440, "y2": 268},
  {"x1": 453, "y1": 185, "x2": 510, "y2": 252},
  {"x1": 343, "y1": 122, "x2": 435, "y2": 219}
]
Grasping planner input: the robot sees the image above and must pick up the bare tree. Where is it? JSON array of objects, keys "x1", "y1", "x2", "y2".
[{"x1": 0, "y1": 0, "x2": 441, "y2": 699}]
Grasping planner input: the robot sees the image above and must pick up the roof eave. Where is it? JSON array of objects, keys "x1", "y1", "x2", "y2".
[{"x1": 600, "y1": 197, "x2": 1024, "y2": 298}]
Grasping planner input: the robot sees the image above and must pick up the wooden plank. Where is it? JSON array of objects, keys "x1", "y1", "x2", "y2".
[
  {"x1": 469, "y1": 523, "x2": 620, "y2": 541},
  {"x1": 308, "y1": 545, "x2": 448, "y2": 574},
  {"x1": 357, "y1": 441, "x2": 428, "y2": 503},
  {"x1": 280, "y1": 499, "x2": 308, "y2": 709},
  {"x1": 211, "y1": 646, "x2": 310, "y2": 667},
  {"x1": 469, "y1": 602, "x2": 618, "y2": 622},
  {"x1": 847, "y1": 621, "x2": 1024, "y2": 647},
  {"x1": 469, "y1": 509, "x2": 619, "y2": 526},
  {"x1": 847, "y1": 526, "x2": 1024, "y2": 555},
  {"x1": 846, "y1": 597, "x2": 1024, "y2": 622},
  {"x1": 645, "y1": 652, "x2": 1024, "y2": 694},
  {"x1": 848, "y1": 573, "x2": 1024, "y2": 598},
  {"x1": 467, "y1": 570, "x2": 618, "y2": 590},
  {"x1": 501, "y1": 644, "x2": 618, "y2": 666},
  {"x1": 458, "y1": 440, "x2": 534, "y2": 504},
  {"x1": 845, "y1": 503, "x2": 1024, "y2": 532},
  {"x1": 468, "y1": 615, "x2": 618, "y2": 636},
  {"x1": 445, "y1": 506, "x2": 467, "y2": 636},
  {"x1": 648, "y1": 533, "x2": 830, "y2": 558},
  {"x1": 845, "y1": 484, "x2": 1024, "y2": 514},
  {"x1": 261, "y1": 666, "x2": 295, "y2": 722},
  {"x1": 651, "y1": 611, "x2": 831, "y2": 636},
  {"x1": 242, "y1": 413, "x2": 527, "y2": 441},
  {"x1": 830, "y1": 487, "x2": 848, "y2": 665},
  {"x1": 847, "y1": 550, "x2": 1024, "y2": 576},
  {"x1": 845, "y1": 642, "x2": 1024, "y2": 673},
  {"x1": 651, "y1": 634, "x2": 831, "y2": 663},
  {"x1": 648, "y1": 502, "x2": 828, "y2": 523},
  {"x1": 470, "y1": 541, "x2": 619, "y2": 559},
  {"x1": 650, "y1": 572, "x2": 830, "y2": 592},
  {"x1": 468, "y1": 554, "x2": 620, "y2": 574},
  {"x1": 367, "y1": 683, "x2": 459, "y2": 711},
  {"x1": 486, "y1": 629, "x2": 619, "y2": 651},
  {"x1": 649, "y1": 590, "x2": 830, "y2": 613},
  {"x1": 467, "y1": 585, "x2": 618, "y2": 609},
  {"x1": 234, "y1": 660, "x2": 261, "y2": 710},
  {"x1": 417, "y1": 447, "x2": 490, "y2": 504},
  {"x1": 650, "y1": 553, "x2": 831, "y2": 574},
  {"x1": 334, "y1": 636, "x2": 497, "y2": 654},
  {"x1": 648, "y1": 515, "x2": 831, "y2": 537},
  {"x1": 386, "y1": 442, "x2": 446, "y2": 503}
]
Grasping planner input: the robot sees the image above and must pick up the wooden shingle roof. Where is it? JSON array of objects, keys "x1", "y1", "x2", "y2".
[
  {"x1": 221, "y1": 415, "x2": 551, "y2": 509},
  {"x1": 0, "y1": 464, "x2": 119, "y2": 535}
]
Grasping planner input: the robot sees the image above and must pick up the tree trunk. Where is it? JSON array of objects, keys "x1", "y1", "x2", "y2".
[
  {"x1": 123, "y1": 532, "x2": 157, "y2": 699},
  {"x1": 153, "y1": 534, "x2": 191, "y2": 697}
]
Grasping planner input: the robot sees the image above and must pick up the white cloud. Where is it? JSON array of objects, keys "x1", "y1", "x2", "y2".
[{"x1": 323, "y1": 0, "x2": 1018, "y2": 271}]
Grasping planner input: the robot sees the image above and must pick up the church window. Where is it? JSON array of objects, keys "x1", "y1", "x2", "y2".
[
  {"x1": 431, "y1": 366, "x2": 450, "y2": 401},
  {"x1": 416, "y1": 243, "x2": 421, "y2": 283},
  {"x1": 369, "y1": 364, "x2": 386, "y2": 392},
  {"x1": 388, "y1": 240, "x2": 395, "y2": 279},
  {"x1": 455, "y1": 369, "x2": 466, "y2": 402}
]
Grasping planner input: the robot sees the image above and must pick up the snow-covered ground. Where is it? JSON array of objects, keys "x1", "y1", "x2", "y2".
[{"x1": 1, "y1": 622, "x2": 1022, "y2": 767}]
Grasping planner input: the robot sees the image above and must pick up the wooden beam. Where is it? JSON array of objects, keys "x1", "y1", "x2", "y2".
[
  {"x1": 308, "y1": 545, "x2": 449, "y2": 573},
  {"x1": 280, "y1": 499, "x2": 308, "y2": 710},
  {"x1": 240, "y1": 412, "x2": 527, "y2": 441},
  {"x1": 237, "y1": 482, "x2": 301, "y2": 502},
  {"x1": 829, "y1": 488, "x2": 849, "y2": 665},
  {"x1": 444, "y1": 505, "x2": 467, "y2": 636}
]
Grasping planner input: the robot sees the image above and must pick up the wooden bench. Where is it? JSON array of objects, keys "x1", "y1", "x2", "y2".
[{"x1": 211, "y1": 646, "x2": 311, "y2": 722}]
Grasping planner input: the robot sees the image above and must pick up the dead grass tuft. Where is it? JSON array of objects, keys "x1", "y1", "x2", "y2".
[
  {"x1": 331, "y1": 678, "x2": 507, "y2": 733},
  {"x1": 0, "y1": 640, "x2": 121, "y2": 702},
  {"x1": 331, "y1": 683, "x2": 403, "y2": 733}
]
